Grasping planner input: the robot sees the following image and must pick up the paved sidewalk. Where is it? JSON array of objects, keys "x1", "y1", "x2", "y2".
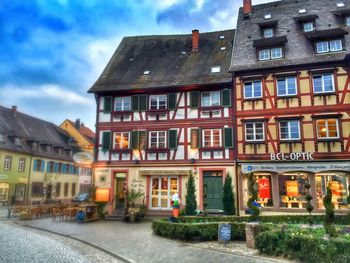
[{"x1": 13, "y1": 218, "x2": 292, "y2": 263}]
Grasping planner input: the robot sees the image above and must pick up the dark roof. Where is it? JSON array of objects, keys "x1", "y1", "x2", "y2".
[
  {"x1": 88, "y1": 29, "x2": 235, "y2": 93},
  {"x1": 0, "y1": 106, "x2": 76, "y2": 161},
  {"x1": 230, "y1": 0, "x2": 350, "y2": 73},
  {"x1": 253, "y1": 35, "x2": 288, "y2": 47}
]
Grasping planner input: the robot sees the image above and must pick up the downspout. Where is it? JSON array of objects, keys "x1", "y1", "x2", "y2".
[{"x1": 26, "y1": 154, "x2": 33, "y2": 205}]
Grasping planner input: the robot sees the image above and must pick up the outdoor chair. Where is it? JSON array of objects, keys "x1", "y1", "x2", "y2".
[{"x1": 51, "y1": 208, "x2": 63, "y2": 222}]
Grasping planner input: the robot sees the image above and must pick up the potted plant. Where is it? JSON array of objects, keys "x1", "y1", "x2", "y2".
[{"x1": 127, "y1": 188, "x2": 144, "y2": 222}]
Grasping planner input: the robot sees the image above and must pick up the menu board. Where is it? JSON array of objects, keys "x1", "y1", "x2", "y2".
[
  {"x1": 286, "y1": 180, "x2": 299, "y2": 197},
  {"x1": 258, "y1": 178, "x2": 270, "y2": 199}
]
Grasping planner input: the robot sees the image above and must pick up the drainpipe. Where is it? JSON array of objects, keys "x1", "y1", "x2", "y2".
[{"x1": 25, "y1": 154, "x2": 33, "y2": 205}]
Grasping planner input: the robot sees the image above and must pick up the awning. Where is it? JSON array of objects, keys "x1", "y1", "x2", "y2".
[{"x1": 139, "y1": 168, "x2": 191, "y2": 176}]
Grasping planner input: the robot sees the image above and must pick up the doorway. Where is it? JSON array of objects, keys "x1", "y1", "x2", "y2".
[
  {"x1": 203, "y1": 171, "x2": 223, "y2": 211},
  {"x1": 114, "y1": 173, "x2": 126, "y2": 215}
]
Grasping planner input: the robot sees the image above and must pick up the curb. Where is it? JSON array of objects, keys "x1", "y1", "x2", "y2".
[{"x1": 14, "y1": 222, "x2": 135, "y2": 263}]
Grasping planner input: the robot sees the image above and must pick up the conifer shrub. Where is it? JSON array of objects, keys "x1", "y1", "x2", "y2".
[
  {"x1": 222, "y1": 173, "x2": 235, "y2": 215},
  {"x1": 247, "y1": 173, "x2": 260, "y2": 219},
  {"x1": 323, "y1": 186, "x2": 335, "y2": 236},
  {"x1": 185, "y1": 171, "x2": 197, "y2": 215}
]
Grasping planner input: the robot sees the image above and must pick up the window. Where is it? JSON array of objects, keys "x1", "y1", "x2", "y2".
[
  {"x1": 4, "y1": 156, "x2": 11, "y2": 170},
  {"x1": 303, "y1": 22, "x2": 314, "y2": 32},
  {"x1": 259, "y1": 47, "x2": 282, "y2": 60},
  {"x1": 115, "y1": 97, "x2": 131, "y2": 111},
  {"x1": 14, "y1": 137, "x2": 21, "y2": 146},
  {"x1": 49, "y1": 161, "x2": 54, "y2": 173},
  {"x1": 31, "y1": 182, "x2": 44, "y2": 198},
  {"x1": 277, "y1": 76, "x2": 297, "y2": 96},
  {"x1": 316, "y1": 119, "x2": 339, "y2": 139},
  {"x1": 316, "y1": 39, "x2": 343, "y2": 53},
  {"x1": 243, "y1": 174, "x2": 273, "y2": 207},
  {"x1": 211, "y1": 66, "x2": 221, "y2": 73},
  {"x1": 201, "y1": 91, "x2": 220, "y2": 107},
  {"x1": 71, "y1": 183, "x2": 76, "y2": 197},
  {"x1": 346, "y1": 16, "x2": 350, "y2": 26},
  {"x1": 55, "y1": 183, "x2": 61, "y2": 197},
  {"x1": 58, "y1": 163, "x2": 62, "y2": 174},
  {"x1": 202, "y1": 129, "x2": 222, "y2": 147},
  {"x1": 313, "y1": 74, "x2": 334, "y2": 93},
  {"x1": 149, "y1": 131, "x2": 166, "y2": 149},
  {"x1": 244, "y1": 81, "x2": 262, "y2": 99},
  {"x1": 299, "y1": 9, "x2": 306, "y2": 14},
  {"x1": 18, "y1": 158, "x2": 25, "y2": 172},
  {"x1": 114, "y1": 132, "x2": 129, "y2": 149},
  {"x1": 264, "y1": 13, "x2": 271, "y2": 19},
  {"x1": 280, "y1": 120, "x2": 300, "y2": 140},
  {"x1": 150, "y1": 176, "x2": 178, "y2": 209},
  {"x1": 149, "y1": 95, "x2": 167, "y2": 110},
  {"x1": 263, "y1": 28, "x2": 273, "y2": 38},
  {"x1": 0, "y1": 134, "x2": 4, "y2": 143},
  {"x1": 64, "y1": 183, "x2": 69, "y2": 197},
  {"x1": 245, "y1": 122, "x2": 265, "y2": 141},
  {"x1": 279, "y1": 173, "x2": 309, "y2": 208}
]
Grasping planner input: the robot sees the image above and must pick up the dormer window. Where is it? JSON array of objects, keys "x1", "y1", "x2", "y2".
[
  {"x1": 46, "y1": 145, "x2": 51, "y2": 152},
  {"x1": 316, "y1": 39, "x2": 343, "y2": 53},
  {"x1": 0, "y1": 134, "x2": 4, "y2": 143},
  {"x1": 264, "y1": 13, "x2": 271, "y2": 19},
  {"x1": 211, "y1": 66, "x2": 221, "y2": 73},
  {"x1": 32, "y1": 142, "x2": 38, "y2": 150},
  {"x1": 299, "y1": 9, "x2": 306, "y2": 14},
  {"x1": 263, "y1": 28, "x2": 274, "y2": 38},
  {"x1": 303, "y1": 22, "x2": 314, "y2": 32},
  {"x1": 14, "y1": 137, "x2": 21, "y2": 146},
  {"x1": 258, "y1": 47, "x2": 283, "y2": 60},
  {"x1": 143, "y1": 71, "x2": 150, "y2": 75},
  {"x1": 337, "y1": 2, "x2": 345, "y2": 8},
  {"x1": 346, "y1": 16, "x2": 350, "y2": 26}
]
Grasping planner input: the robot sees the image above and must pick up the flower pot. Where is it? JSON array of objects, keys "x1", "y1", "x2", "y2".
[
  {"x1": 129, "y1": 213, "x2": 137, "y2": 223},
  {"x1": 173, "y1": 208, "x2": 179, "y2": 218}
]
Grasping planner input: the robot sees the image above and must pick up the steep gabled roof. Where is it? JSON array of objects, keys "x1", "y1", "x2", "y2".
[
  {"x1": 230, "y1": 0, "x2": 350, "y2": 73},
  {"x1": 88, "y1": 29, "x2": 235, "y2": 93},
  {"x1": 66, "y1": 119, "x2": 95, "y2": 145}
]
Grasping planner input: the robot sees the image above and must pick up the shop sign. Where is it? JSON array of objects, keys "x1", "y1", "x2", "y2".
[
  {"x1": 270, "y1": 152, "x2": 313, "y2": 161},
  {"x1": 286, "y1": 181, "x2": 299, "y2": 197},
  {"x1": 218, "y1": 223, "x2": 231, "y2": 245},
  {"x1": 241, "y1": 162, "x2": 350, "y2": 174},
  {"x1": 0, "y1": 174, "x2": 8, "y2": 180},
  {"x1": 258, "y1": 178, "x2": 270, "y2": 199},
  {"x1": 73, "y1": 152, "x2": 93, "y2": 165}
]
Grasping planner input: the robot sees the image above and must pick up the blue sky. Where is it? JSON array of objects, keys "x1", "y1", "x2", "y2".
[{"x1": 0, "y1": 0, "x2": 274, "y2": 130}]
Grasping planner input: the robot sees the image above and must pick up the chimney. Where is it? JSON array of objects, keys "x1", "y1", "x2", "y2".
[
  {"x1": 243, "y1": 0, "x2": 252, "y2": 15},
  {"x1": 11, "y1": 105, "x2": 17, "y2": 113},
  {"x1": 75, "y1": 119, "x2": 81, "y2": 130},
  {"x1": 192, "y1": 29, "x2": 199, "y2": 52}
]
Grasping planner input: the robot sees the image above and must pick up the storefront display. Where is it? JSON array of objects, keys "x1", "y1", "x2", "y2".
[
  {"x1": 243, "y1": 174, "x2": 273, "y2": 207},
  {"x1": 151, "y1": 176, "x2": 178, "y2": 209}
]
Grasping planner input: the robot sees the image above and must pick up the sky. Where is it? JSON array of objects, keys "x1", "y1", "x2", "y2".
[{"x1": 0, "y1": 0, "x2": 275, "y2": 130}]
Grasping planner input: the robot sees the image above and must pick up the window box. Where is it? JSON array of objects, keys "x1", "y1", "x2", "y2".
[
  {"x1": 146, "y1": 109, "x2": 169, "y2": 115},
  {"x1": 110, "y1": 148, "x2": 132, "y2": 154},
  {"x1": 146, "y1": 148, "x2": 170, "y2": 153},
  {"x1": 199, "y1": 147, "x2": 223, "y2": 151},
  {"x1": 113, "y1": 110, "x2": 133, "y2": 116}
]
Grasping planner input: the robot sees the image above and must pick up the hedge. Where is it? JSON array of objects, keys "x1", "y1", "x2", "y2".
[{"x1": 256, "y1": 230, "x2": 350, "y2": 263}]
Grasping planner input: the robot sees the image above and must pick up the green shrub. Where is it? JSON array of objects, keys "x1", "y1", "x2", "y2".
[
  {"x1": 324, "y1": 186, "x2": 335, "y2": 236},
  {"x1": 222, "y1": 173, "x2": 235, "y2": 215},
  {"x1": 185, "y1": 171, "x2": 197, "y2": 215},
  {"x1": 247, "y1": 173, "x2": 260, "y2": 219}
]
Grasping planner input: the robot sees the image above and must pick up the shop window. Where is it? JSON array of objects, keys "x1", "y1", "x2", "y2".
[
  {"x1": 114, "y1": 132, "x2": 129, "y2": 149},
  {"x1": 31, "y1": 182, "x2": 44, "y2": 198},
  {"x1": 0, "y1": 183, "x2": 10, "y2": 205},
  {"x1": 316, "y1": 118, "x2": 339, "y2": 139},
  {"x1": 150, "y1": 176, "x2": 178, "y2": 209},
  {"x1": 4, "y1": 156, "x2": 11, "y2": 171},
  {"x1": 313, "y1": 74, "x2": 334, "y2": 94},
  {"x1": 277, "y1": 76, "x2": 297, "y2": 96},
  {"x1": 149, "y1": 95, "x2": 167, "y2": 110},
  {"x1": 245, "y1": 122, "x2": 265, "y2": 142},
  {"x1": 243, "y1": 174, "x2": 273, "y2": 207},
  {"x1": 279, "y1": 173, "x2": 309, "y2": 208},
  {"x1": 279, "y1": 120, "x2": 300, "y2": 140},
  {"x1": 201, "y1": 91, "x2": 220, "y2": 107},
  {"x1": 244, "y1": 81, "x2": 262, "y2": 99},
  {"x1": 202, "y1": 129, "x2": 222, "y2": 148},
  {"x1": 149, "y1": 131, "x2": 166, "y2": 149},
  {"x1": 315, "y1": 173, "x2": 349, "y2": 210},
  {"x1": 115, "y1": 96, "x2": 131, "y2": 111}
]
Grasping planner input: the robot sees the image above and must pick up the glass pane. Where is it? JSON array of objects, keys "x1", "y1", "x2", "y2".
[
  {"x1": 253, "y1": 81, "x2": 262, "y2": 97},
  {"x1": 280, "y1": 122, "x2": 289, "y2": 139},
  {"x1": 161, "y1": 177, "x2": 169, "y2": 208},
  {"x1": 313, "y1": 76, "x2": 323, "y2": 93},
  {"x1": 244, "y1": 82, "x2": 253, "y2": 98},
  {"x1": 115, "y1": 133, "x2": 121, "y2": 149},
  {"x1": 327, "y1": 119, "x2": 338, "y2": 138},
  {"x1": 277, "y1": 79, "x2": 286, "y2": 96},
  {"x1": 201, "y1": 92, "x2": 210, "y2": 107},
  {"x1": 323, "y1": 74, "x2": 334, "y2": 92},
  {"x1": 303, "y1": 22, "x2": 314, "y2": 32},
  {"x1": 211, "y1": 91, "x2": 220, "y2": 106},
  {"x1": 115, "y1": 97, "x2": 123, "y2": 111},
  {"x1": 279, "y1": 174, "x2": 308, "y2": 208},
  {"x1": 287, "y1": 77, "x2": 296, "y2": 95},
  {"x1": 159, "y1": 95, "x2": 167, "y2": 109},
  {"x1": 290, "y1": 121, "x2": 300, "y2": 139},
  {"x1": 150, "y1": 96, "x2": 158, "y2": 109},
  {"x1": 259, "y1": 49, "x2": 270, "y2": 60},
  {"x1": 204, "y1": 130, "x2": 211, "y2": 147},
  {"x1": 316, "y1": 120, "x2": 327, "y2": 138},
  {"x1": 170, "y1": 178, "x2": 178, "y2": 197},
  {"x1": 212, "y1": 129, "x2": 221, "y2": 147},
  {"x1": 124, "y1": 97, "x2": 131, "y2": 110},
  {"x1": 271, "y1": 47, "x2": 282, "y2": 59},
  {"x1": 330, "y1": 40, "x2": 342, "y2": 51},
  {"x1": 317, "y1": 41, "x2": 328, "y2": 53},
  {"x1": 264, "y1": 28, "x2": 273, "y2": 38},
  {"x1": 151, "y1": 178, "x2": 159, "y2": 208},
  {"x1": 122, "y1": 133, "x2": 129, "y2": 149}
]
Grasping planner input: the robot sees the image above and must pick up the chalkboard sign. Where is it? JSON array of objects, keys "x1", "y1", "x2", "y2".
[{"x1": 218, "y1": 223, "x2": 231, "y2": 245}]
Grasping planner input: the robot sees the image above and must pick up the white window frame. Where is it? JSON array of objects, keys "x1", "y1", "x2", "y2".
[
  {"x1": 149, "y1": 95, "x2": 167, "y2": 110},
  {"x1": 316, "y1": 40, "x2": 343, "y2": 54},
  {"x1": 201, "y1": 91, "x2": 221, "y2": 107},
  {"x1": 279, "y1": 120, "x2": 301, "y2": 140},
  {"x1": 14, "y1": 137, "x2": 21, "y2": 146},
  {"x1": 316, "y1": 119, "x2": 340, "y2": 139},
  {"x1": 149, "y1": 131, "x2": 167, "y2": 149},
  {"x1": 113, "y1": 132, "x2": 130, "y2": 149},
  {"x1": 4, "y1": 156, "x2": 11, "y2": 170},
  {"x1": 263, "y1": 28, "x2": 273, "y2": 38},
  {"x1": 259, "y1": 49, "x2": 270, "y2": 60},
  {"x1": 115, "y1": 96, "x2": 131, "y2": 111},
  {"x1": 329, "y1": 39, "x2": 342, "y2": 52},
  {"x1": 0, "y1": 134, "x2": 4, "y2": 143},
  {"x1": 202, "y1": 129, "x2": 222, "y2": 148},
  {"x1": 18, "y1": 158, "x2": 25, "y2": 172},
  {"x1": 346, "y1": 16, "x2": 350, "y2": 26},
  {"x1": 244, "y1": 81, "x2": 262, "y2": 99},
  {"x1": 259, "y1": 47, "x2": 283, "y2": 60},
  {"x1": 271, "y1": 47, "x2": 282, "y2": 59},
  {"x1": 245, "y1": 122, "x2": 265, "y2": 142},
  {"x1": 316, "y1": 41, "x2": 329, "y2": 53},
  {"x1": 313, "y1": 74, "x2": 335, "y2": 94},
  {"x1": 303, "y1": 22, "x2": 314, "y2": 32},
  {"x1": 277, "y1": 76, "x2": 297, "y2": 96},
  {"x1": 149, "y1": 176, "x2": 178, "y2": 210}
]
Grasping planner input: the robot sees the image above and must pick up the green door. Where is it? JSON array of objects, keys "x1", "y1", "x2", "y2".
[{"x1": 204, "y1": 175, "x2": 223, "y2": 211}]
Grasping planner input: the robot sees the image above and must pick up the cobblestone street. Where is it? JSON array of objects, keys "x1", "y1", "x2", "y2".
[{"x1": 0, "y1": 222, "x2": 121, "y2": 263}]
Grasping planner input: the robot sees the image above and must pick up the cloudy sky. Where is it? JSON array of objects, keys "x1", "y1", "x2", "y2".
[{"x1": 0, "y1": 0, "x2": 275, "y2": 130}]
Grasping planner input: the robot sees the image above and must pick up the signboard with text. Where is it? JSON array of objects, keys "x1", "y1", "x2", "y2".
[
  {"x1": 258, "y1": 178, "x2": 270, "y2": 199},
  {"x1": 286, "y1": 181, "x2": 299, "y2": 197}
]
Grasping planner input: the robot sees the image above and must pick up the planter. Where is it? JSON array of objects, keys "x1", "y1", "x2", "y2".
[
  {"x1": 129, "y1": 213, "x2": 137, "y2": 223},
  {"x1": 19, "y1": 212, "x2": 33, "y2": 220}
]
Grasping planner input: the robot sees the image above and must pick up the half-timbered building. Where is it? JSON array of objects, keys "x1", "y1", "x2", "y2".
[
  {"x1": 231, "y1": 0, "x2": 350, "y2": 214},
  {"x1": 89, "y1": 30, "x2": 235, "y2": 215}
]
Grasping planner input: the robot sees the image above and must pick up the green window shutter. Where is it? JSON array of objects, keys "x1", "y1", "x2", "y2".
[
  {"x1": 138, "y1": 131, "x2": 147, "y2": 149},
  {"x1": 47, "y1": 161, "x2": 50, "y2": 173},
  {"x1": 102, "y1": 131, "x2": 111, "y2": 151},
  {"x1": 41, "y1": 161, "x2": 45, "y2": 172},
  {"x1": 103, "y1": 97, "x2": 112, "y2": 113},
  {"x1": 131, "y1": 131, "x2": 139, "y2": 150},
  {"x1": 221, "y1": 89, "x2": 232, "y2": 107},
  {"x1": 168, "y1": 129, "x2": 178, "y2": 149},
  {"x1": 139, "y1": 95, "x2": 148, "y2": 111},
  {"x1": 168, "y1": 93, "x2": 177, "y2": 110},
  {"x1": 224, "y1": 128, "x2": 234, "y2": 148},
  {"x1": 131, "y1": 95, "x2": 139, "y2": 111},
  {"x1": 33, "y1": 159, "x2": 37, "y2": 171},
  {"x1": 190, "y1": 129, "x2": 200, "y2": 149},
  {"x1": 190, "y1": 91, "x2": 200, "y2": 108}
]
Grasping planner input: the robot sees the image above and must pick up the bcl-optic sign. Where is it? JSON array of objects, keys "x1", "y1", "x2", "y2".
[{"x1": 270, "y1": 152, "x2": 313, "y2": 161}]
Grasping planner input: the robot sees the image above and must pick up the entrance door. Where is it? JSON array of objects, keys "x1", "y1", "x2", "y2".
[
  {"x1": 0, "y1": 183, "x2": 9, "y2": 206},
  {"x1": 15, "y1": 184, "x2": 26, "y2": 204},
  {"x1": 203, "y1": 172, "x2": 223, "y2": 211},
  {"x1": 150, "y1": 176, "x2": 178, "y2": 210},
  {"x1": 114, "y1": 173, "x2": 126, "y2": 215},
  {"x1": 46, "y1": 185, "x2": 52, "y2": 200}
]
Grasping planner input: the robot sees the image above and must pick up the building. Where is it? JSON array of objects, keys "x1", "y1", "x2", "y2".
[
  {"x1": 0, "y1": 106, "x2": 81, "y2": 205},
  {"x1": 88, "y1": 30, "x2": 235, "y2": 215},
  {"x1": 60, "y1": 119, "x2": 95, "y2": 193},
  {"x1": 231, "y1": 0, "x2": 350, "y2": 214}
]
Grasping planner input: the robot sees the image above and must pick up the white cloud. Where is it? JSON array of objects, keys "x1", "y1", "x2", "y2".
[{"x1": 209, "y1": 10, "x2": 236, "y2": 30}]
